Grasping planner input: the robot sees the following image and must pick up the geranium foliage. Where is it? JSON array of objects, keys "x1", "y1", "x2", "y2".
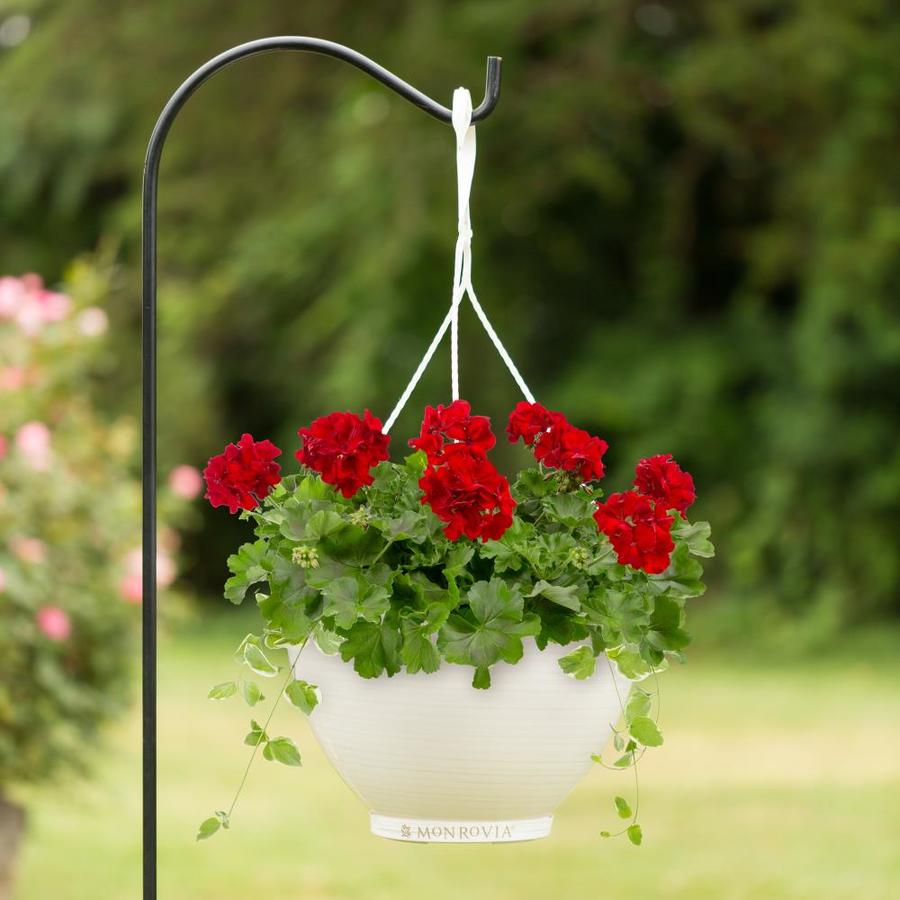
[{"x1": 210, "y1": 401, "x2": 713, "y2": 690}]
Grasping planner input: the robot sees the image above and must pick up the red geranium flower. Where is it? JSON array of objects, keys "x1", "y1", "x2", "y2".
[
  {"x1": 634, "y1": 454, "x2": 696, "y2": 514},
  {"x1": 419, "y1": 448, "x2": 515, "y2": 541},
  {"x1": 534, "y1": 417, "x2": 608, "y2": 482},
  {"x1": 204, "y1": 433, "x2": 282, "y2": 514},
  {"x1": 409, "y1": 399, "x2": 495, "y2": 462},
  {"x1": 507, "y1": 402, "x2": 607, "y2": 482},
  {"x1": 506, "y1": 401, "x2": 555, "y2": 446},
  {"x1": 593, "y1": 491, "x2": 674, "y2": 574},
  {"x1": 296, "y1": 410, "x2": 390, "y2": 498}
]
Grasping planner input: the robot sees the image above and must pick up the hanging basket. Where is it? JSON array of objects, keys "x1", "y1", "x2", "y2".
[
  {"x1": 293, "y1": 641, "x2": 630, "y2": 842},
  {"x1": 195, "y1": 83, "x2": 713, "y2": 851}
]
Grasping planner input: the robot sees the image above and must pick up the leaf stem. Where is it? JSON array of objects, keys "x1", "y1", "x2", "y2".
[
  {"x1": 225, "y1": 635, "x2": 309, "y2": 821},
  {"x1": 370, "y1": 538, "x2": 395, "y2": 567}
]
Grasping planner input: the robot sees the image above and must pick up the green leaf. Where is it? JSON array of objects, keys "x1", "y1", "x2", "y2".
[
  {"x1": 374, "y1": 509, "x2": 431, "y2": 543},
  {"x1": 613, "y1": 732, "x2": 625, "y2": 752},
  {"x1": 479, "y1": 519, "x2": 535, "y2": 573},
  {"x1": 629, "y1": 715, "x2": 663, "y2": 747},
  {"x1": 614, "y1": 754, "x2": 634, "y2": 768},
  {"x1": 257, "y1": 583, "x2": 316, "y2": 645},
  {"x1": 648, "y1": 594, "x2": 692, "y2": 651},
  {"x1": 262, "y1": 737, "x2": 303, "y2": 767},
  {"x1": 479, "y1": 540, "x2": 523, "y2": 574},
  {"x1": 399, "y1": 618, "x2": 442, "y2": 675},
  {"x1": 529, "y1": 579, "x2": 582, "y2": 611},
  {"x1": 443, "y1": 543, "x2": 475, "y2": 573},
  {"x1": 303, "y1": 553, "x2": 351, "y2": 590},
  {"x1": 607, "y1": 645, "x2": 653, "y2": 680},
  {"x1": 196, "y1": 817, "x2": 221, "y2": 841},
  {"x1": 600, "y1": 830, "x2": 611, "y2": 838},
  {"x1": 241, "y1": 681, "x2": 265, "y2": 706},
  {"x1": 244, "y1": 719, "x2": 268, "y2": 746},
  {"x1": 322, "y1": 576, "x2": 391, "y2": 630},
  {"x1": 542, "y1": 492, "x2": 596, "y2": 526},
  {"x1": 625, "y1": 689, "x2": 652, "y2": 723},
  {"x1": 583, "y1": 542, "x2": 618, "y2": 574},
  {"x1": 295, "y1": 475, "x2": 336, "y2": 501},
  {"x1": 312, "y1": 623, "x2": 343, "y2": 655},
  {"x1": 627, "y1": 823, "x2": 643, "y2": 846},
  {"x1": 585, "y1": 586, "x2": 652, "y2": 645},
  {"x1": 323, "y1": 525, "x2": 385, "y2": 567},
  {"x1": 437, "y1": 579, "x2": 540, "y2": 670},
  {"x1": 558, "y1": 645, "x2": 597, "y2": 679},
  {"x1": 207, "y1": 681, "x2": 237, "y2": 700},
  {"x1": 304, "y1": 509, "x2": 345, "y2": 541},
  {"x1": 404, "y1": 450, "x2": 428, "y2": 474},
  {"x1": 472, "y1": 666, "x2": 491, "y2": 689},
  {"x1": 339, "y1": 620, "x2": 402, "y2": 678},
  {"x1": 615, "y1": 796, "x2": 633, "y2": 819},
  {"x1": 671, "y1": 516, "x2": 715, "y2": 558},
  {"x1": 513, "y1": 468, "x2": 550, "y2": 499},
  {"x1": 285, "y1": 679, "x2": 319, "y2": 714},
  {"x1": 241, "y1": 637, "x2": 279, "y2": 678},
  {"x1": 224, "y1": 540, "x2": 270, "y2": 604},
  {"x1": 650, "y1": 544, "x2": 706, "y2": 597}
]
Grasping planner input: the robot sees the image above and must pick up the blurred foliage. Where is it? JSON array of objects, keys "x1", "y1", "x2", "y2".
[
  {"x1": 0, "y1": 264, "x2": 193, "y2": 786},
  {"x1": 0, "y1": 0, "x2": 898, "y2": 631}
]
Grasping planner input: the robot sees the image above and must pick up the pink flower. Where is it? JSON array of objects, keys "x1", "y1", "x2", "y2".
[
  {"x1": 11, "y1": 536, "x2": 46, "y2": 564},
  {"x1": 119, "y1": 574, "x2": 143, "y2": 604},
  {"x1": 15, "y1": 421, "x2": 52, "y2": 471},
  {"x1": 0, "y1": 276, "x2": 25, "y2": 318},
  {"x1": 76, "y1": 306, "x2": 108, "y2": 337},
  {"x1": 156, "y1": 551, "x2": 176, "y2": 588},
  {"x1": 36, "y1": 605, "x2": 72, "y2": 641},
  {"x1": 0, "y1": 367, "x2": 26, "y2": 391},
  {"x1": 119, "y1": 547, "x2": 177, "y2": 602},
  {"x1": 0, "y1": 565, "x2": 6, "y2": 593},
  {"x1": 168, "y1": 464, "x2": 203, "y2": 500},
  {"x1": 0, "y1": 435, "x2": 6, "y2": 461},
  {"x1": 0, "y1": 274, "x2": 71, "y2": 336}
]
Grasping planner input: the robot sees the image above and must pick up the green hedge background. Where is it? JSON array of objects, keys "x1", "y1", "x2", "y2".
[{"x1": 2, "y1": 0, "x2": 898, "y2": 634}]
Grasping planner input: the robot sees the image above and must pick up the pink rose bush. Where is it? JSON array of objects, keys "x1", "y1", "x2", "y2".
[{"x1": 0, "y1": 267, "x2": 194, "y2": 787}]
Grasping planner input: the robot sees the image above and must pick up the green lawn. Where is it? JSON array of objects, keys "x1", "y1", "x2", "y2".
[{"x1": 13, "y1": 612, "x2": 900, "y2": 899}]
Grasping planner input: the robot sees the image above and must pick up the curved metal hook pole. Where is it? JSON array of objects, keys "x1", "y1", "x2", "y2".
[{"x1": 141, "y1": 37, "x2": 501, "y2": 898}]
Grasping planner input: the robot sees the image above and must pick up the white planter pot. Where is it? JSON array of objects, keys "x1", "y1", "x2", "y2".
[{"x1": 291, "y1": 640, "x2": 631, "y2": 843}]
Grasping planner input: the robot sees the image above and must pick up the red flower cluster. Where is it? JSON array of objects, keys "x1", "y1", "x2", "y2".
[
  {"x1": 593, "y1": 491, "x2": 674, "y2": 574},
  {"x1": 296, "y1": 410, "x2": 390, "y2": 498},
  {"x1": 507, "y1": 401, "x2": 608, "y2": 482},
  {"x1": 409, "y1": 399, "x2": 495, "y2": 462},
  {"x1": 634, "y1": 453, "x2": 696, "y2": 514},
  {"x1": 419, "y1": 451, "x2": 515, "y2": 541},
  {"x1": 412, "y1": 401, "x2": 514, "y2": 541},
  {"x1": 204, "y1": 433, "x2": 282, "y2": 514}
]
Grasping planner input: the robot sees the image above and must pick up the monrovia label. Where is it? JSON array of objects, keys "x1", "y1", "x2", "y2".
[{"x1": 400, "y1": 822, "x2": 515, "y2": 841}]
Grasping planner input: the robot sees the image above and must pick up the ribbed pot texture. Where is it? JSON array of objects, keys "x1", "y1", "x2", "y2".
[{"x1": 292, "y1": 640, "x2": 630, "y2": 842}]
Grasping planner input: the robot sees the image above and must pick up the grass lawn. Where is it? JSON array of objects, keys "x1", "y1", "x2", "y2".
[{"x1": 13, "y1": 611, "x2": 900, "y2": 899}]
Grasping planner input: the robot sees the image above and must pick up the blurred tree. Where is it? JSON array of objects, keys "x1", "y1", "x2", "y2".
[{"x1": 0, "y1": 0, "x2": 898, "y2": 629}]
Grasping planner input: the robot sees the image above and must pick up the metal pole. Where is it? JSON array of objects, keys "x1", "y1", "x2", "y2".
[{"x1": 142, "y1": 36, "x2": 501, "y2": 898}]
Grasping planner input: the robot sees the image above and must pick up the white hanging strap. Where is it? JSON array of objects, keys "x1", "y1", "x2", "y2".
[
  {"x1": 383, "y1": 89, "x2": 535, "y2": 435},
  {"x1": 450, "y1": 87, "x2": 475, "y2": 402}
]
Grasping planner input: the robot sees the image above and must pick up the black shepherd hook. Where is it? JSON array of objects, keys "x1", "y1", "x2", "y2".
[{"x1": 141, "y1": 37, "x2": 501, "y2": 898}]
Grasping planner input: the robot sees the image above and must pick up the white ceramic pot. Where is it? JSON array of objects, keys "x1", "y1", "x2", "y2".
[{"x1": 291, "y1": 640, "x2": 631, "y2": 843}]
